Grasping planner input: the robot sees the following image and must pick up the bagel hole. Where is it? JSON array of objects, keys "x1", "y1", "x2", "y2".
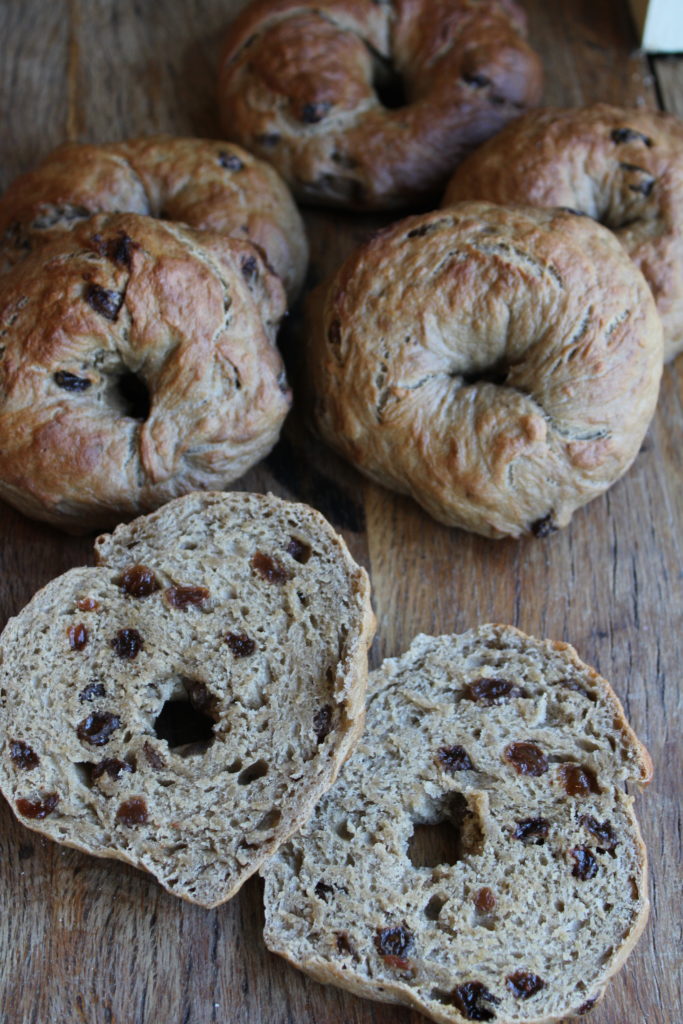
[
  {"x1": 459, "y1": 358, "x2": 509, "y2": 387},
  {"x1": 153, "y1": 679, "x2": 216, "y2": 756},
  {"x1": 372, "y1": 54, "x2": 408, "y2": 110},
  {"x1": 116, "y1": 371, "x2": 151, "y2": 421},
  {"x1": 408, "y1": 793, "x2": 484, "y2": 869}
]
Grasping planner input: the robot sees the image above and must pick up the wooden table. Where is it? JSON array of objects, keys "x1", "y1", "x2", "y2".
[{"x1": 0, "y1": 2, "x2": 681, "y2": 1022}]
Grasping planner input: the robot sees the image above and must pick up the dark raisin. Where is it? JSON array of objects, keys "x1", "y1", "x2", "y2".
[
  {"x1": 226, "y1": 632, "x2": 256, "y2": 658},
  {"x1": 251, "y1": 551, "x2": 290, "y2": 584},
  {"x1": 506, "y1": 971, "x2": 545, "y2": 999},
  {"x1": 85, "y1": 283, "x2": 124, "y2": 321},
  {"x1": 328, "y1": 319, "x2": 342, "y2": 350},
  {"x1": 10, "y1": 740, "x2": 40, "y2": 770},
  {"x1": 120, "y1": 564, "x2": 160, "y2": 598},
  {"x1": 77, "y1": 596, "x2": 99, "y2": 612},
  {"x1": 611, "y1": 127, "x2": 652, "y2": 147},
  {"x1": 436, "y1": 745, "x2": 474, "y2": 772},
  {"x1": 559, "y1": 763, "x2": 600, "y2": 796},
  {"x1": 241, "y1": 254, "x2": 258, "y2": 281},
  {"x1": 78, "y1": 682, "x2": 105, "y2": 702},
  {"x1": 406, "y1": 224, "x2": 433, "y2": 238},
  {"x1": 110, "y1": 628, "x2": 143, "y2": 659},
  {"x1": 54, "y1": 370, "x2": 92, "y2": 391},
  {"x1": 116, "y1": 797, "x2": 148, "y2": 826},
  {"x1": 219, "y1": 150, "x2": 244, "y2": 171},
  {"x1": 287, "y1": 536, "x2": 312, "y2": 563},
  {"x1": 335, "y1": 931, "x2": 356, "y2": 956},
  {"x1": 558, "y1": 206, "x2": 589, "y2": 217},
  {"x1": 92, "y1": 758, "x2": 133, "y2": 781},
  {"x1": 463, "y1": 72, "x2": 491, "y2": 87},
  {"x1": 577, "y1": 995, "x2": 599, "y2": 1014},
  {"x1": 143, "y1": 740, "x2": 166, "y2": 770},
  {"x1": 301, "y1": 100, "x2": 331, "y2": 123},
  {"x1": 580, "y1": 814, "x2": 618, "y2": 852},
  {"x1": 450, "y1": 981, "x2": 499, "y2": 1021},
  {"x1": 464, "y1": 677, "x2": 524, "y2": 703},
  {"x1": 313, "y1": 705, "x2": 333, "y2": 744},
  {"x1": 374, "y1": 925, "x2": 414, "y2": 961},
  {"x1": 570, "y1": 846, "x2": 598, "y2": 880},
  {"x1": 165, "y1": 585, "x2": 209, "y2": 610},
  {"x1": 513, "y1": 817, "x2": 549, "y2": 843},
  {"x1": 619, "y1": 162, "x2": 655, "y2": 196},
  {"x1": 504, "y1": 741, "x2": 548, "y2": 776},
  {"x1": 108, "y1": 232, "x2": 136, "y2": 269},
  {"x1": 314, "y1": 880, "x2": 334, "y2": 901},
  {"x1": 473, "y1": 887, "x2": 495, "y2": 913},
  {"x1": 16, "y1": 793, "x2": 59, "y2": 819},
  {"x1": 531, "y1": 513, "x2": 558, "y2": 538},
  {"x1": 68, "y1": 623, "x2": 88, "y2": 651},
  {"x1": 255, "y1": 132, "x2": 280, "y2": 147},
  {"x1": 77, "y1": 712, "x2": 121, "y2": 746}
]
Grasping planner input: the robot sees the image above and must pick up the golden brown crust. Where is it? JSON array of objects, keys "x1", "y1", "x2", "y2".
[
  {"x1": 217, "y1": 0, "x2": 543, "y2": 209},
  {"x1": 0, "y1": 135, "x2": 308, "y2": 300},
  {"x1": 443, "y1": 104, "x2": 683, "y2": 361},
  {"x1": 0, "y1": 213, "x2": 291, "y2": 532},
  {"x1": 307, "y1": 202, "x2": 663, "y2": 538}
]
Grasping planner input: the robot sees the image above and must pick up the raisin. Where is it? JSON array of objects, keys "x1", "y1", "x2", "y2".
[
  {"x1": 110, "y1": 628, "x2": 143, "y2": 659},
  {"x1": 619, "y1": 162, "x2": 655, "y2": 196},
  {"x1": 580, "y1": 814, "x2": 618, "y2": 852},
  {"x1": 611, "y1": 127, "x2": 652, "y2": 147},
  {"x1": 335, "y1": 932, "x2": 356, "y2": 956},
  {"x1": 301, "y1": 100, "x2": 331, "y2": 123},
  {"x1": 120, "y1": 564, "x2": 160, "y2": 597},
  {"x1": 450, "y1": 981, "x2": 499, "y2": 1021},
  {"x1": 68, "y1": 623, "x2": 88, "y2": 651},
  {"x1": 506, "y1": 972, "x2": 545, "y2": 999},
  {"x1": 219, "y1": 150, "x2": 243, "y2": 171},
  {"x1": 436, "y1": 745, "x2": 474, "y2": 772},
  {"x1": 570, "y1": 846, "x2": 598, "y2": 880},
  {"x1": 313, "y1": 705, "x2": 333, "y2": 744},
  {"x1": 107, "y1": 233, "x2": 136, "y2": 269},
  {"x1": 143, "y1": 740, "x2": 166, "y2": 770},
  {"x1": 165, "y1": 585, "x2": 209, "y2": 610},
  {"x1": 77, "y1": 597, "x2": 99, "y2": 612},
  {"x1": 116, "y1": 797, "x2": 148, "y2": 826},
  {"x1": 407, "y1": 224, "x2": 433, "y2": 238},
  {"x1": 513, "y1": 817, "x2": 549, "y2": 843},
  {"x1": 531, "y1": 513, "x2": 558, "y2": 538},
  {"x1": 85, "y1": 282, "x2": 124, "y2": 321},
  {"x1": 577, "y1": 995, "x2": 599, "y2": 1014},
  {"x1": 92, "y1": 758, "x2": 133, "y2": 780},
  {"x1": 9, "y1": 740, "x2": 40, "y2": 770},
  {"x1": 287, "y1": 536, "x2": 312, "y2": 563},
  {"x1": 241, "y1": 254, "x2": 258, "y2": 281},
  {"x1": 504, "y1": 741, "x2": 548, "y2": 776},
  {"x1": 374, "y1": 925, "x2": 414, "y2": 961},
  {"x1": 559, "y1": 763, "x2": 600, "y2": 796},
  {"x1": 255, "y1": 132, "x2": 280, "y2": 147},
  {"x1": 226, "y1": 632, "x2": 256, "y2": 658},
  {"x1": 464, "y1": 677, "x2": 524, "y2": 703},
  {"x1": 78, "y1": 682, "x2": 105, "y2": 702},
  {"x1": 314, "y1": 880, "x2": 334, "y2": 901},
  {"x1": 463, "y1": 72, "x2": 491, "y2": 87},
  {"x1": 251, "y1": 551, "x2": 290, "y2": 584},
  {"x1": 473, "y1": 887, "x2": 495, "y2": 913},
  {"x1": 16, "y1": 793, "x2": 59, "y2": 819},
  {"x1": 77, "y1": 712, "x2": 121, "y2": 746},
  {"x1": 54, "y1": 370, "x2": 92, "y2": 391}
]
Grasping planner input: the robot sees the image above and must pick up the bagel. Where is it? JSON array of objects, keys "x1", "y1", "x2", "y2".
[
  {"x1": 0, "y1": 135, "x2": 308, "y2": 300},
  {"x1": 0, "y1": 212, "x2": 291, "y2": 532},
  {"x1": 217, "y1": 0, "x2": 543, "y2": 209},
  {"x1": 443, "y1": 104, "x2": 683, "y2": 361},
  {"x1": 306, "y1": 202, "x2": 663, "y2": 539}
]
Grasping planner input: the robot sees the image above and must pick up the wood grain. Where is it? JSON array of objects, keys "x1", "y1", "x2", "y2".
[{"x1": 0, "y1": 1, "x2": 681, "y2": 1022}]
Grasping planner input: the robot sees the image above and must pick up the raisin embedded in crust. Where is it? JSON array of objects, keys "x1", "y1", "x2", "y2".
[
  {"x1": 54, "y1": 370, "x2": 92, "y2": 392},
  {"x1": 85, "y1": 283, "x2": 124, "y2": 321}
]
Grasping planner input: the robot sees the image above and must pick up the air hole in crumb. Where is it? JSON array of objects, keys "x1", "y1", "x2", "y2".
[
  {"x1": 424, "y1": 894, "x2": 447, "y2": 920},
  {"x1": 153, "y1": 681, "x2": 216, "y2": 755},
  {"x1": 408, "y1": 793, "x2": 484, "y2": 868},
  {"x1": 73, "y1": 762, "x2": 95, "y2": 788},
  {"x1": 256, "y1": 808, "x2": 281, "y2": 830},
  {"x1": 115, "y1": 371, "x2": 151, "y2": 420},
  {"x1": 237, "y1": 759, "x2": 269, "y2": 785}
]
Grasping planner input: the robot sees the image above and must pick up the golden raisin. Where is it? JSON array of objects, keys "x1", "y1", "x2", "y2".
[
  {"x1": 165, "y1": 585, "x2": 209, "y2": 610},
  {"x1": 116, "y1": 797, "x2": 148, "y2": 826},
  {"x1": 16, "y1": 793, "x2": 59, "y2": 819},
  {"x1": 120, "y1": 564, "x2": 160, "y2": 597},
  {"x1": 504, "y1": 741, "x2": 548, "y2": 776},
  {"x1": 68, "y1": 623, "x2": 88, "y2": 651}
]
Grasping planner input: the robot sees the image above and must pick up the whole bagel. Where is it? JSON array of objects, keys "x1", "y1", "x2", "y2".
[
  {"x1": 307, "y1": 202, "x2": 663, "y2": 539},
  {"x1": 0, "y1": 136, "x2": 308, "y2": 301},
  {"x1": 0, "y1": 212, "x2": 290, "y2": 532},
  {"x1": 443, "y1": 104, "x2": 683, "y2": 361},
  {"x1": 217, "y1": 0, "x2": 543, "y2": 209}
]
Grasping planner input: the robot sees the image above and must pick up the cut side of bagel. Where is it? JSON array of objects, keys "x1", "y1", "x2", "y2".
[
  {"x1": 0, "y1": 491, "x2": 375, "y2": 908},
  {"x1": 263, "y1": 625, "x2": 650, "y2": 1023}
]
